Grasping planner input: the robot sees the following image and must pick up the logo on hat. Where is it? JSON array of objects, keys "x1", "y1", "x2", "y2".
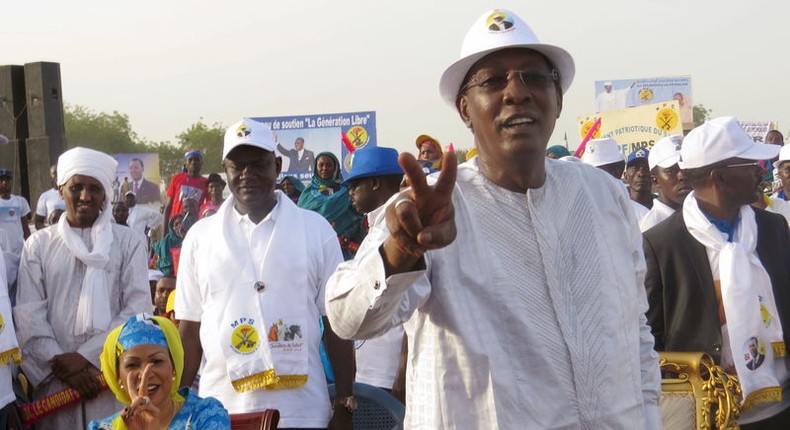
[
  {"x1": 638, "y1": 88, "x2": 654, "y2": 102},
  {"x1": 236, "y1": 123, "x2": 251, "y2": 138},
  {"x1": 655, "y1": 107, "x2": 679, "y2": 132},
  {"x1": 636, "y1": 149, "x2": 646, "y2": 158},
  {"x1": 486, "y1": 11, "x2": 514, "y2": 32},
  {"x1": 231, "y1": 322, "x2": 259, "y2": 355},
  {"x1": 671, "y1": 136, "x2": 683, "y2": 151}
]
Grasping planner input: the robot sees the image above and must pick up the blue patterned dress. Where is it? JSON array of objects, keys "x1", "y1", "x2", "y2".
[{"x1": 88, "y1": 387, "x2": 229, "y2": 430}]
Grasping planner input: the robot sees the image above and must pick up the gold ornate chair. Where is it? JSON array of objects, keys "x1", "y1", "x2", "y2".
[{"x1": 659, "y1": 352, "x2": 743, "y2": 430}]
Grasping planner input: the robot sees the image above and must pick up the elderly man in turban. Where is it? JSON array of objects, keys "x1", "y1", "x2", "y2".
[{"x1": 14, "y1": 147, "x2": 151, "y2": 429}]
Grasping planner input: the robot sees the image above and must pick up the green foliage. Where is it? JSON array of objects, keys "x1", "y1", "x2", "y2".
[
  {"x1": 692, "y1": 104, "x2": 712, "y2": 127},
  {"x1": 64, "y1": 105, "x2": 146, "y2": 153},
  {"x1": 64, "y1": 105, "x2": 225, "y2": 184},
  {"x1": 175, "y1": 120, "x2": 225, "y2": 176},
  {"x1": 147, "y1": 141, "x2": 184, "y2": 184}
]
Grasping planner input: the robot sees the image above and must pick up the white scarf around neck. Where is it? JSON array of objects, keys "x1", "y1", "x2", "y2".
[
  {"x1": 211, "y1": 192, "x2": 310, "y2": 392},
  {"x1": 683, "y1": 191, "x2": 786, "y2": 409},
  {"x1": 58, "y1": 202, "x2": 114, "y2": 336}
]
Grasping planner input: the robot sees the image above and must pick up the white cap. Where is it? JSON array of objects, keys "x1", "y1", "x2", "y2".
[
  {"x1": 582, "y1": 138, "x2": 624, "y2": 167},
  {"x1": 223, "y1": 118, "x2": 276, "y2": 159},
  {"x1": 774, "y1": 145, "x2": 790, "y2": 170},
  {"x1": 148, "y1": 269, "x2": 164, "y2": 282},
  {"x1": 439, "y1": 8, "x2": 575, "y2": 106},
  {"x1": 603, "y1": 81, "x2": 613, "y2": 86},
  {"x1": 648, "y1": 134, "x2": 683, "y2": 170},
  {"x1": 679, "y1": 116, "x2": 780, "y2": 169},
  {"x1": 0, "y1": 134, "x2": 8, "y2": 145}
]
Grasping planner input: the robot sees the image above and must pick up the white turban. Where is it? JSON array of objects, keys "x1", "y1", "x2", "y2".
[{"x1": 56, "y1": 146, "x2": 118, "y2": 336}]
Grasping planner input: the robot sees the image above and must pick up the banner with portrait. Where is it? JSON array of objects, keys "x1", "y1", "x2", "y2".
[
  {"x1": 577, "y1": 101, "x2": 684, "y2": 155},
  {"x1": 594, "y1": 76, "x2": 693, "y2": 129},
  {"x1": 252, "y1": 111, "x2": 377, "y2": 184},
  {"x1": 111, "y1": 153, "x2": 162, "y2": 205}
]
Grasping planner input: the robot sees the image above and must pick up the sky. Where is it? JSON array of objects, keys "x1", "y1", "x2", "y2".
[{"x1": 3, "y1": 0, "x2": 788, "y2": 157}]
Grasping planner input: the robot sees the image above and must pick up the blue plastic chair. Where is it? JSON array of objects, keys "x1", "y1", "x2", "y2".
[{"x1": 328, "y1": 382, "x2": 405, "y2": 430}]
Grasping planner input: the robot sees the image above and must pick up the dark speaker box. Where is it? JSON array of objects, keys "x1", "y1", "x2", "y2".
[
  {"x1": 0, "y1": 65, "x2": 27, "y2": 140},
  {"x1": 24, "y1": 62, "x2": 65, "y2": 139},
  {"x1": 25, "y1": 136, "x2": 63, "y2": 204}
]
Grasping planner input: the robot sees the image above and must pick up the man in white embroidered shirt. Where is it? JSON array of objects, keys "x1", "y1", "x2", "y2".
[
  {"x1": 176, "y1": 118, "x2": 354, "y2": 429},
  {"x1": 13, "y1": 147, "x2": 151, "y2": 429},
  {"x1": 326, "y1": 8, "x2": 661, "y2": 430}
]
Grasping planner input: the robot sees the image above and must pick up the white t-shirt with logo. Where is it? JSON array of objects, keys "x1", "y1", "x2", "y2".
[{"x1": 0, "y1": 195, "x2": 30, "y2": 256}]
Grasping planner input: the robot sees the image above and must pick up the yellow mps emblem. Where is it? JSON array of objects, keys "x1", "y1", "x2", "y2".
[{"x1": 231, "y1": 324, "x2": 259, "y2": 354}]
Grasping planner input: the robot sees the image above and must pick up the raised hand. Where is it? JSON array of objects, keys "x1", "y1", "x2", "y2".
[
  {"x1": 381, "y1": 151, "x2": 457, "y2": 275},
  {"x1": 122, "y1": 363, "x2": 165, "y2": 430}
]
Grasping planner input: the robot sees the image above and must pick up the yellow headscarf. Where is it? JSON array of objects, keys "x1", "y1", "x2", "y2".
[{"x1": 100, "y1": 314, "x2": 185, "y2": 406}]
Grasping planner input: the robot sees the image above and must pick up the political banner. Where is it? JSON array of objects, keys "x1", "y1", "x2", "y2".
[
  {"x1": 738, "y1": 121, "x2": 777, "y2": 143},
  {"x1": 111, "y1": 153, "x2": 162, "y2": 205},
  {"x1": 253, "y1": 111, "x2": 377, "y2": 183},
  {"x1": 594, "y1": 76, "x2": 693, "y2": 129},
  {"x1": 577, "y1": 101, "x2": 684, "y2": 155}
]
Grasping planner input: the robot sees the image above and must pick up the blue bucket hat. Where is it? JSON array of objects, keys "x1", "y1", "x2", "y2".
[{"x1": 344, "y1": 146, "x2": 403, "y2": 184}]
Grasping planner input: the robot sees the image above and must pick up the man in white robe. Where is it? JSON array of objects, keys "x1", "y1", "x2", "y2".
[
  {"x1": 176, "y1": 118, "x2": 355, "y2": 429},
  {"x1": 326, "y1": 8, "x2": 661, "y2": 429},
  {"x1": 13, "y1": 147, "x2": 151, "y2": 429},
  {"x1": 124, "y1": 191, "x2": 162, "y2": 242}
]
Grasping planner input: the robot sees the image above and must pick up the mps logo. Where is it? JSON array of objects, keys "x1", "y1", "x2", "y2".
[
  {"x1": 638, "y1": 88, "x2": 654, "y2": 102},
  {"x1": 231, "y1": 324, "x2": 259, "y2": 355},
  {"x1": 486, "y1": 11, "x2": 514, "y2": 32},
  {"x1": 655, "y1": 106, "x2": 679, "y2": 132},
  {"x1": 236, "y1": 123, "x2": 252, "y2": 138}
]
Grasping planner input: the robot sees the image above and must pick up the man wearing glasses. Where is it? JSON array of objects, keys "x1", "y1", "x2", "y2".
[
  {"x1": 327, "y1": 8, "x2": 661, "y2": 429},
  {"x1": 643, "y1": 116, "x2": 790, "y2": 427}
]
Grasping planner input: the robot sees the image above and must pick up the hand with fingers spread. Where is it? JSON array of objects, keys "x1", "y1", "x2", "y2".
[{"x1": 381, "y1": 151, "x2": 458, "y2": 275}]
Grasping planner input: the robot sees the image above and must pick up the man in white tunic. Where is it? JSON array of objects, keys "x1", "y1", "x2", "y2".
[
  {"x1": 326, "y1": 8, "x2": 661, "y2": 429},
  {"x1": 176, "y1": 118, "x2": 355, "y2": 429},
  {"x1": 124, "y1": 190, "x2": 163, "y2": 242},
  {"x1": 13, "y1": 147, "x2": 151, "y2": 429}
]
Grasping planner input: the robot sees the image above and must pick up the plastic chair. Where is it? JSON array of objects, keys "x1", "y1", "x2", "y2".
[
  {"x1": 328, "y1": 382, "x2": 405, "y2": 430},
  {"x1": 229, "y1": 409, "x2": 280, "y2": 430}
]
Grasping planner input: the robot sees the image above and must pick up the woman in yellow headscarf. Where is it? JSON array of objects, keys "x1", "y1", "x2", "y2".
[{"x1": 88, "y1": 314, "x2": 229, "y2": 429}]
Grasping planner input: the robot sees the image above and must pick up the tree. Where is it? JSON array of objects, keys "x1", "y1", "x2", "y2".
[
  {"x1": 148, "y1": 141, "x2": 184, "y2": 185},
  {"x1": 693, "y1": 104, "x2": 713, "y2": 127},
  {"x1": 175, "y1": 120, "x2": 225, "y2": 176},
  {"x1": 64, "y1": 105, "x2": 146, "y2": 154}
]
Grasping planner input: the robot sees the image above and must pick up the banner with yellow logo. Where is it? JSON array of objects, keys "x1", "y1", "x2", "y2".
[
  {"x1": 577, "y1": 101, "x2": 684, "y2": 155},
  {"x1": 594, "y1": 76, "x2": 693, "y2": 129}
]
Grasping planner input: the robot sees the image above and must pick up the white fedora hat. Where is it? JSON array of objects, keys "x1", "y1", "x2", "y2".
[{"x1": 439, "y1": 8, "x2": 575, "y2": 106}]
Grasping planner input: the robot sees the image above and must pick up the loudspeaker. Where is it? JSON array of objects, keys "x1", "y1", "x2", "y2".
[
  {"x1": 0, "y1": 65, "x2": 27, "y2": 196},
  {"x1": 24, "y1": 62, "x2": 65, "y2": 140},
  {"x1": 25, "y1": 136, "x2": 61, "y2": 204},
  {"x1": 0, "y1": 65, "x2": 27, "y2": 140}
]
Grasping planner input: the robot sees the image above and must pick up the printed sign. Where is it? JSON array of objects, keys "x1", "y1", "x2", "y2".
[
  {"x1": 578, "y1": 101, "x2": 684, "y2": 154},
  {"x1": 594, "y1": 76, "x2": 693, "y2": 129},
  {"x1": 252, "y1": 111, "x2": 377, "y2": 183}
]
